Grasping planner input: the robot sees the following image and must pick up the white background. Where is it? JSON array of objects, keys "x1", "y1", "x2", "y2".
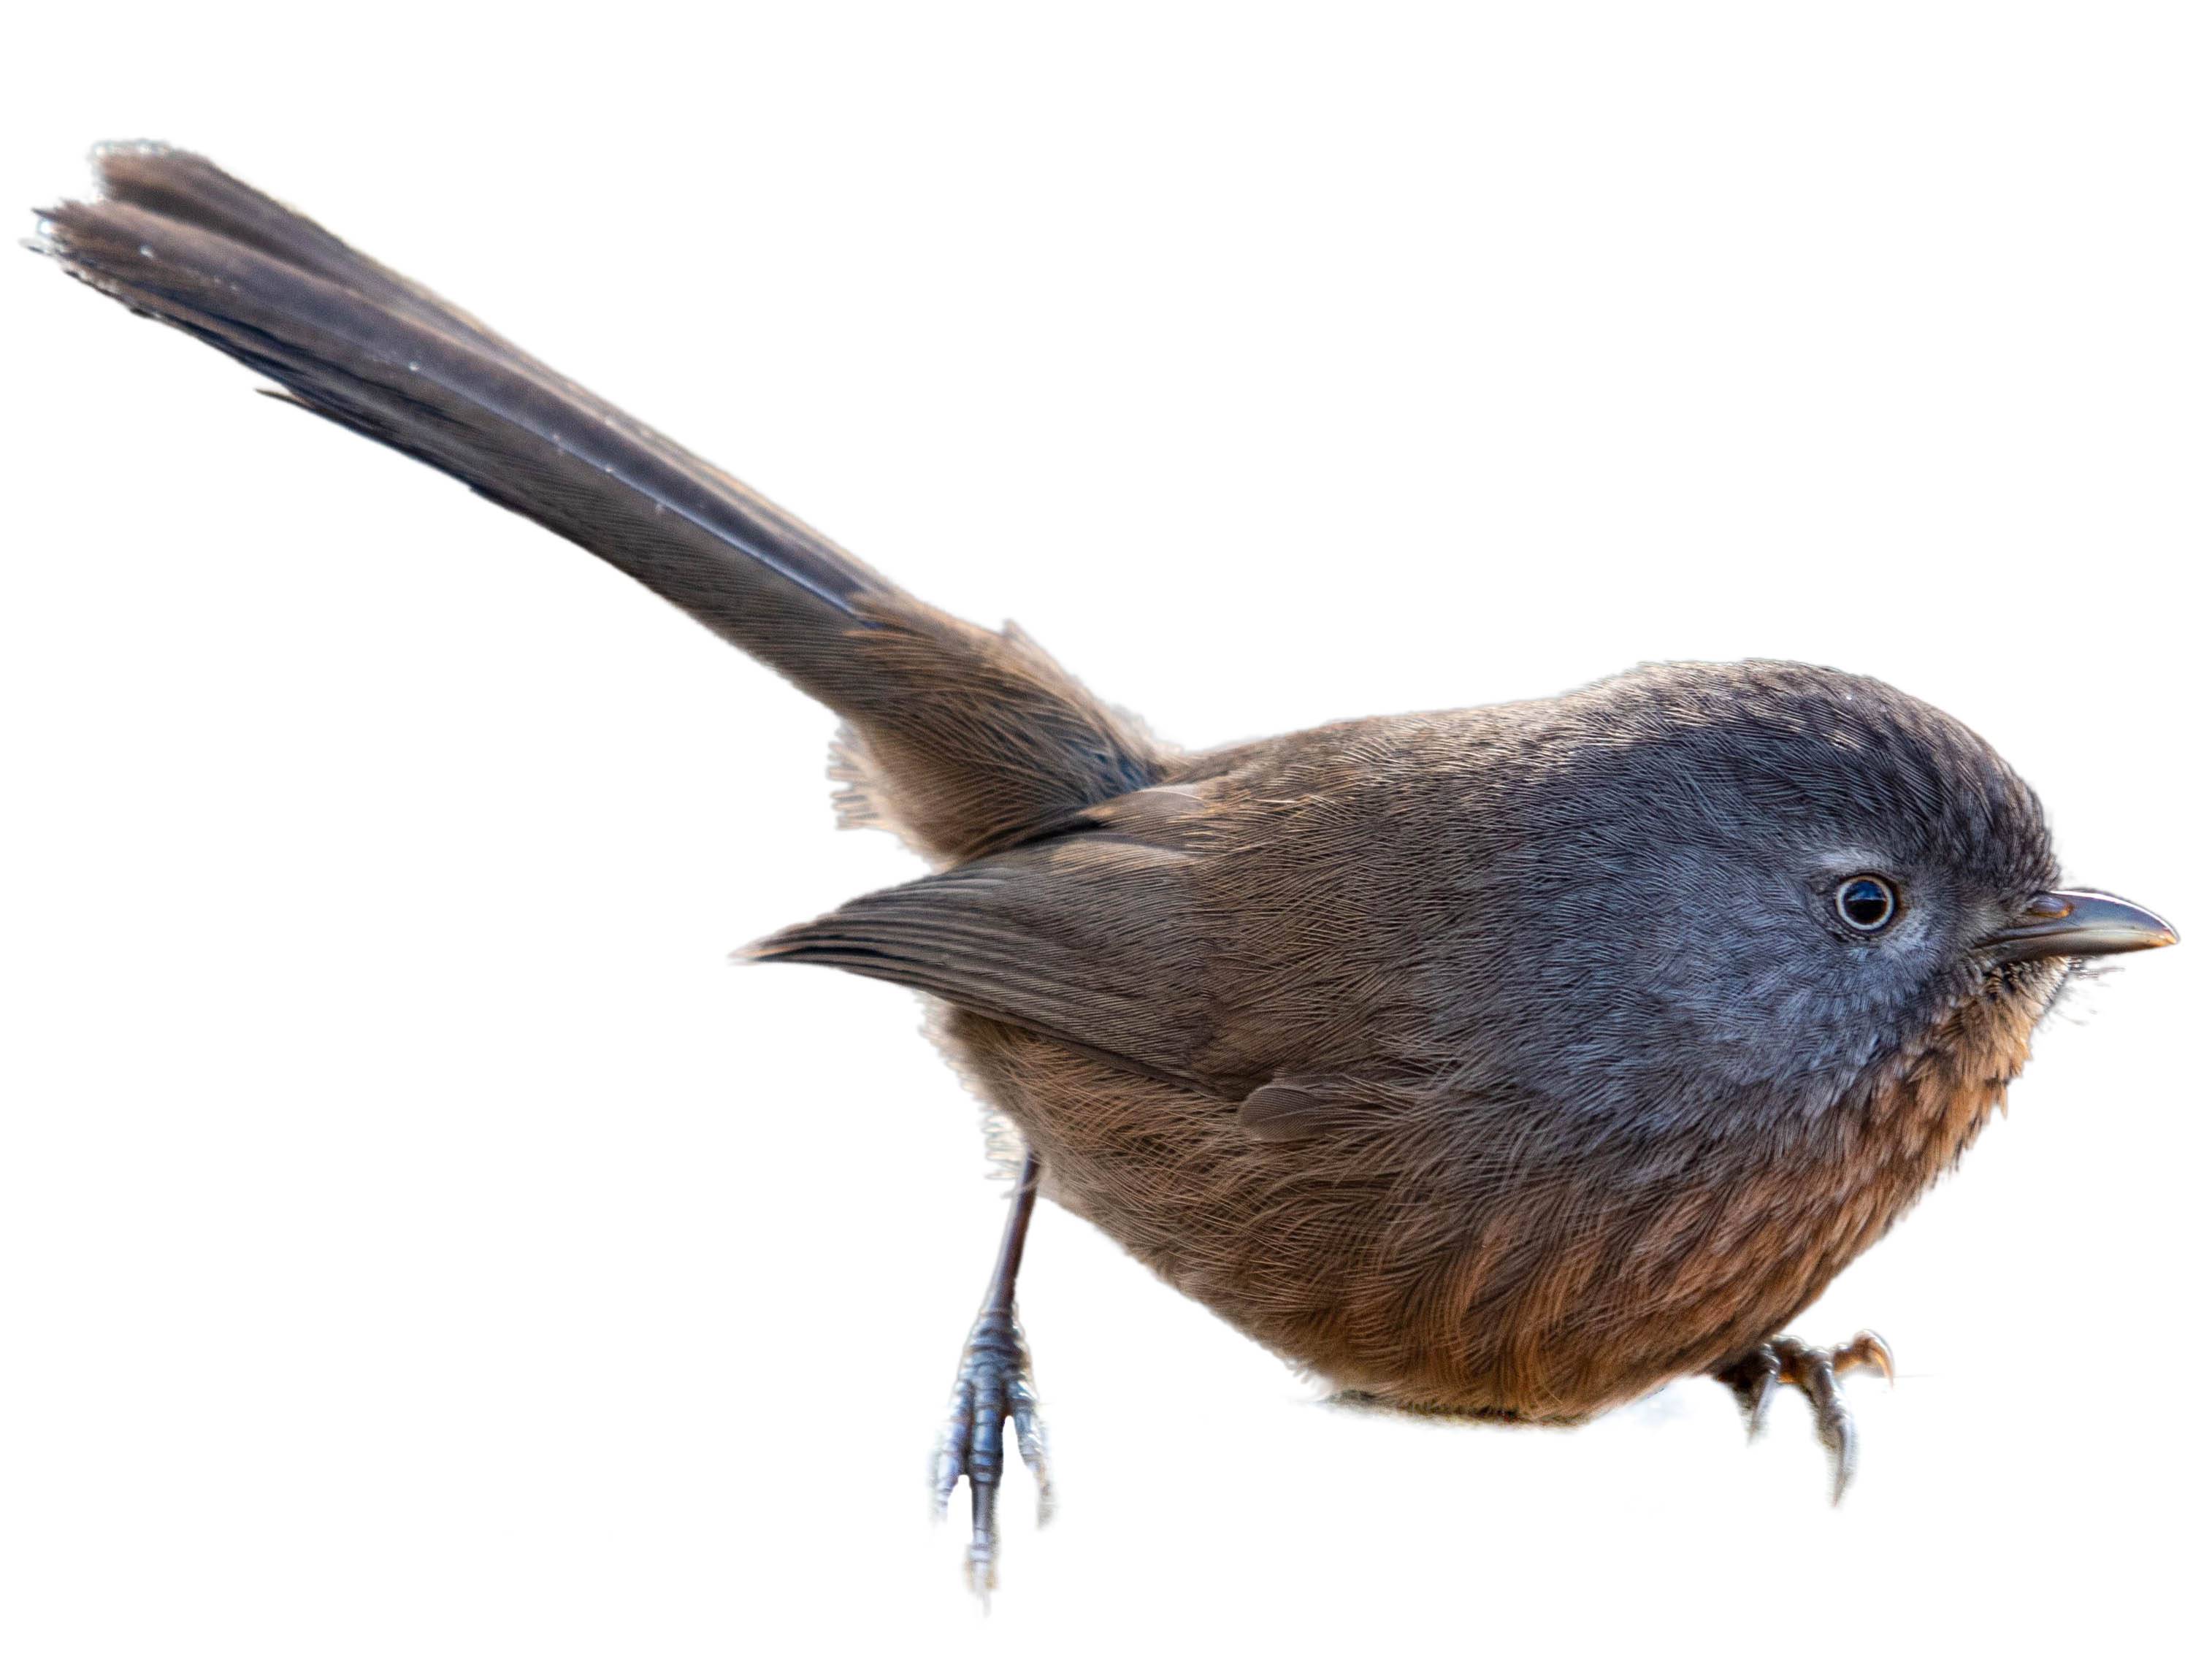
[{"x1": 1, "y1": 6, "x2": 2203, "y2": 1654}]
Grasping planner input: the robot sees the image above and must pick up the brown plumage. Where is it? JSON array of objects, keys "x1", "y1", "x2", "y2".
[
  {"x1": 782, "y1": 684, "x2": 2063, "y2": 1421},
  {"x1": 32, "y1": 145, "x2": 2176, "y2": 1589}
]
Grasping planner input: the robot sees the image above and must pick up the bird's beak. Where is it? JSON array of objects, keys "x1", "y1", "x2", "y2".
[{"x1": 1980, "y1": 889, "x2": 2178, "y2": 964}]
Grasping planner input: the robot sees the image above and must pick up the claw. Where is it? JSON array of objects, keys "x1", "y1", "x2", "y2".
[
  {"x1": 1716, "y1": 1342, "x2": 1783, "y2": 1440},
  {"x1": 1007, "y1": 1376, "x2": 1055, "y2": 1524},
  {"x1": 1822, "y1": 1410, "x2": 1857, "y2": 1505},
  {"x1": 1715, "y1": 1330, "x2": 1894, "y2": 1503},
  {"x1": 1834, "y1": 1329, "x2": 1895, "y2": 1386},
  {"x1": 932, "y1": 1376, "x2": 977, "y2": 1517},
  {"x1": 1739, "y1": 1350, "x2": 1782, "y2": 1441},
  {"x1": 1743, "y1": 1369, "x2": 1777, "y2": 1440},
  {"x1": 1790, "y1": 1351, "x2": 1856, "y2": 1503}
]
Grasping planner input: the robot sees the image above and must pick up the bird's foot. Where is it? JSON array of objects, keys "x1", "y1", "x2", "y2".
[
  {"x1": 1715, "y1": 1330, "x2": 1894, "y2": 1503},
  {"x1": 931, "y1": 1303, "x2": 1051, "y2": 1598}
]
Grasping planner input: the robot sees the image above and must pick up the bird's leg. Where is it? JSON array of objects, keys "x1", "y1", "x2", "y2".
[
  {"x1": 932, "y1": 1149, "x2": 1051, "y2": 1597},
  {"x1": 1713, "y1": 1330, "x2": 1894, "y2": 1503}
]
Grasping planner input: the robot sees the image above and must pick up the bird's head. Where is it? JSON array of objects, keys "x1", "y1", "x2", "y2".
[{"x1": 1474, "y1": 660, "x2": 2175, "y2": 1128}]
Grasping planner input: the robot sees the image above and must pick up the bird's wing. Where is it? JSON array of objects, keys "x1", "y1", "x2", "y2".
[{"x1": 749, "y1": 824, "x2": 1231, "y2": 1095}]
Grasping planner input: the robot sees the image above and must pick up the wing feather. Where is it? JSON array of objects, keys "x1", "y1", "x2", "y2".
[{"x1": 749, "y1": 835, "x2": 1228, "y2": 1094}]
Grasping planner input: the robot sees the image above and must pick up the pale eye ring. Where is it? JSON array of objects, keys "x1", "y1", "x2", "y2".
[{"x1": 1834, "y1": 874, "x2": 1899, "y2": 933}]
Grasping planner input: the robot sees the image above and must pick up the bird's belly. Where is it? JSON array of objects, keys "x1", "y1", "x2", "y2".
[{"x1": 941, "y1": 995, "x2": 2027, "y2": 1420}]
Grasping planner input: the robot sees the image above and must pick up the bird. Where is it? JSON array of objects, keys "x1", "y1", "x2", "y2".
[{"x1": 32, "y1": 142, "x2": 2177, "y2": 1593}]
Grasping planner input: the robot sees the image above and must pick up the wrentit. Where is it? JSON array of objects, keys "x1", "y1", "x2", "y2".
[{"x1": 34, "y1": 146, "x2": 2178, "y2": 1593}]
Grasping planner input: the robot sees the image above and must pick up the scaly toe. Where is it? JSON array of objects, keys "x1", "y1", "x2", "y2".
[{"x1": 933, "y1": 1305, "x2": 1049, "y2": 1597}]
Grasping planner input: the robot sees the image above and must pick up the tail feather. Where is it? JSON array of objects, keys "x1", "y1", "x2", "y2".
[
  {"x1": 39, "y1": 146, "x2": 886, "y2": 624},
  {"x1": 89, "y1": 144, "x2": 521, "y2": 357},
  {"x1": 35, "y1": 144, "x2": 1168, "y2": 861}
]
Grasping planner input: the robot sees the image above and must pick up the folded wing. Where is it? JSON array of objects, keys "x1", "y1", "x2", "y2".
[{"x1": 751, "y1": 829, "x2": 1229, "y2": 1095}]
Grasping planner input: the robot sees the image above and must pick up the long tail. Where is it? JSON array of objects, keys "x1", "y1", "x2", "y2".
[{"x1": 34, "y1": 143, "x2": 1166, "y2": 862}]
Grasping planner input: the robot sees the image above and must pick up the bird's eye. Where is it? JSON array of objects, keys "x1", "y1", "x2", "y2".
[{"x1": 1834, "y1": 875, "x2": 1899, "y2": 933}]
